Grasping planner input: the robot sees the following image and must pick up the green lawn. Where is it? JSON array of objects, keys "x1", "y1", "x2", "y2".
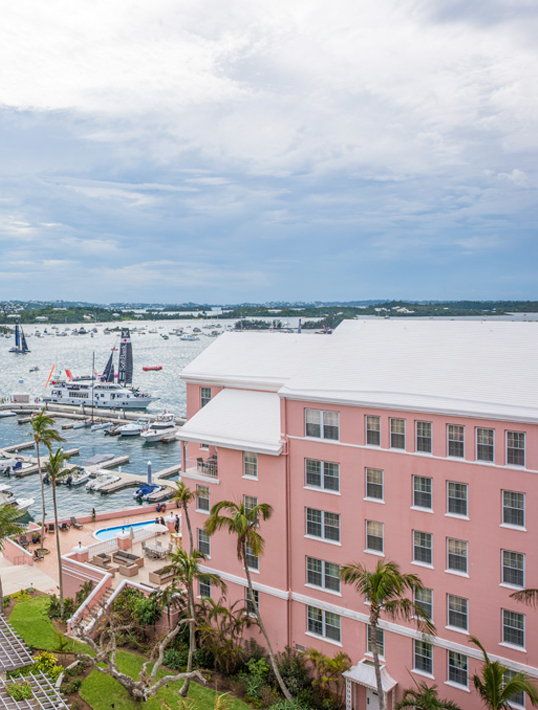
[
  {"x1": 9, "y1": 595, "x2": 88, "y2": 653},
  {"x1": 80, "y1": 649, "x2": 251, "y2": 710}
]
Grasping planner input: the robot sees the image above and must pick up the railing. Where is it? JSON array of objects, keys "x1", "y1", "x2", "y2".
[
  {"x1": 184, "y1": 457, "x2": 218, "y2": 478},
  {"x1": 88, "y1": 538, "x2": 119, "y2": 558}
]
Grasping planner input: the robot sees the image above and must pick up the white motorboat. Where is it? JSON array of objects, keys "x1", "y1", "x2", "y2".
[
  {"x1": 0, "y1": 411, "x2": 16, "y2": 418},
  {"x1": 73, "y1": 419, "x2": 92, "y2": 429},
  {"x1": 44, "y1": 381, "x2": 156, "y2": 410},
  {"x1": 0, "y1": 484, "x2": 34, "y2": 516},
  {"x1": 117, "y1": 419, "x2": 150, "y2": 437},
  {"x1": 179, "y1": 334, "x2": 199, "y2": 341},
  {"x1": 62, "y1": 467, "x2": 92, "y2": 487},
  {"x1": 86, "y1": 470, "x2": 120, "y2": 491},
  {"x1": 90, "y1": 421, "x2": 114, "y2": 432},
  {"x1": 140, "y1": 413, "x2": 177, "y2": 442}
]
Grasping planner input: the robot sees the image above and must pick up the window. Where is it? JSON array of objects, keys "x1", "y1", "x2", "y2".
[
  {"x1": 413, "y1": 476, "x2": 432, "y2": 509},
  {"x1": 416, "y1": 421, "x2": 432, "y2": 453},
  {"x1": 200, "y1": 387, "x2": 212, "y2": 408},
  {"x1": 504, "y1": 670, "x2": 525, "y2": 707},
  {"x1": 196, "y1": 485, "x2": 210, "y2": 512},
  {"x1": 197, "y1": 529, "x2": 210, "y2": 556},
  {"x1": 245, "y1": 543, "x2": 258, "y2": 570},
  {"x1": 476, "y1": 428, "x2": 494, "y2": 462},
  {"x1": 200, "y1": 443, "x2": 209, "y2": 451},
  {"x1": 448, "y1": 651, "x2": 468, "y2": 687},
  {"x1": 503, "y1": 610, "x2": 525, "y2": 647},
  {"x1": 366, "y1": 521, "x2": 384, "y2": 553},
  {"x1": 365, "y1": 468, "x2": 384, "y2": 500},
  {"x1": 367, "y1": 625, "x2": 384, "y2": 656},
  {"x1": 447, "y1": 482, "x2": 468, "y2": 517},
  {"x1": 413, "y1": 531, "x2": 433, "y2": 565},
  {"x1": 414, "y1": 587, "x2": 433, "y2": 621},
  {"x1": 502, "y1": 551, "x2": 525, "y2": 588},
  {"x1": 243, "y1": 452, "x2": 258, "y2": 478},
  {"x1": 503, "y1": 491, "x2": 525, "y2": 527},
  {"x1": 366, "y1": 415, "x2": 381, "y2": 446},
  {"x1": 246, "y1": 588, "x2": 259, "y2": 616},
  {"x1": 447, "y1": 595, "x2": 468, "y2": 631},
  {"x1": 244, "y1": 495, "x2": 258, "y2": 525},
  {"x1": 305, "y1": 459, "x2": 340, "y2": 492},
  {"x1": 199, "y1": 580, "x2": 211, "y2": 598},
  {"x1": 305, "y1": 409, "x2": 339, "y2": 440},
  {"x1": 507, "y1": 432, "x2": 525, "y2": 467},
  {"x1": 306, "y1": 557, "x2": 341, "y2": 592},
  {"x1": 447, "y1": 425, "x2": 465, "y2": 458},
  {"x1": 414, "y1": 640, "x2": 433, "y2": 675},
  {"x1": 447, "y1": 538, "x2": 468, "y2": 574},
  {"x1": 390, "y1": 418, "x2": 405, "y2": 449},
  {"x1": 307, "y1": 606, "x2": 341, "y2": 642},
  {"x1": 306, "y1": 508, "x2": 340, "y2": 542}
]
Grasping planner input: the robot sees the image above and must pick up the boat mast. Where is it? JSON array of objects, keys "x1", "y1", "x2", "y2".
[{"x1": 91, "y1": 352, "x2": 95, "y2": 424}]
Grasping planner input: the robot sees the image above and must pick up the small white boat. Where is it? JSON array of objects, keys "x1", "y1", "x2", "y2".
[
  {"x1": 140, "y1": 413, "x2": 177, "y2": 443},
  {"x1": 0, "y1": 483, "x2": 34, "y2": 516},
  {"x1": 117, "y1": 419, "x2": 149, "y2": 437},
  {"x1": 86, "y1": 470, "x2": 120, "y2": 491},
  {"x1": 0, "y1": 411, "x2": 16, "y2": 418},
  {"x1": 63, "y1": 467, "x2": 92, "y2": 487},
  {"x1": 180, "y1": 334, "x2": 199, "y2": 341},
  {"x1": 90, "y1": 421, "x2": 114, "y2": 432},
  {"x1": 73, "y1": 420, "x2": 92, "y2": 429}
]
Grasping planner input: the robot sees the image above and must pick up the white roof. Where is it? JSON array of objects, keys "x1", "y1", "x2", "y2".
[
  {"x1": 178, "y1": 388, "x2": 283, "y2": 455},
  {"x1": 181, "y1": 320, "x2": 538, "y2": 423},
  {"x1": 343, "y1": 662, "x2": 397, "y2": 692}
]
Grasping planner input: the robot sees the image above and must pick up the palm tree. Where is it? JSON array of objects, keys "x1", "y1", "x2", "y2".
[
  {"x1": 171, "y1": 481, "x2": 195, "y2": 552},
  {"x1": 30, "y1": 409, "x2": 65, "y2": 553},
  {"x1": 510, "y1": 588, "x2": 538, "y2": 607},
  {"x1": 395, "y1": 682, "x2": 461, "y2": 710},
  {"x1": 44, "y1": 447, "x2": 75, "y2": 617},
  {"x1": 340, "y1": 560, "x2": 435, "y2": 710},
  {"x1": 470, "y1": 637, "x2": 538, "y2": 709},
  {"x1": 0, "y1": 503, "x2": 26, "y2": 610},
  {"x1": 205, "y1": 500, "x2": 292, "y2": 700},
  {"x1": 163, "y1": 547, "x2": 226, "y2": 696}
]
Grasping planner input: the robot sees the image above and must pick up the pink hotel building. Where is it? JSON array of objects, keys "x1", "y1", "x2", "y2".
[{"x1": 177, "y1": 319, "x2": 538, "y2": 710}]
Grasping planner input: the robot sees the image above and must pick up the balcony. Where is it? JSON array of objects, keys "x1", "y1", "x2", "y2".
[{"x1": 182, "y1": 457, "x2": 219, "y2": 482}]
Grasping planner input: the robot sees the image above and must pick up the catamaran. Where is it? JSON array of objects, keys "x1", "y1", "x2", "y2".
[{"x1": 9, "y1": 321, "x2": 30, "y2": 354}]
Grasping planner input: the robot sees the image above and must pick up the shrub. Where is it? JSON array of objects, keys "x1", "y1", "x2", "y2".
[
  {"x1": 62, "y1": 597, "x2": 75, "y2": 620},
  {"x1": 239, "y1": 657, "x2": 272, "y2": 702},
  {"x1": 7, "y1": 681, "x2": 32, "y2": 700},
  {"x1": 64, "y1": 679, "x2": 82, "y2": 694},
  {"x1": 13, "y1": 590, "x2": 31, "y2": 604},
  {"x1": 134, "y1": 594, "x2": 162, "y2": 626},
  {"x1": 33, "y1": 651, "x2": 63, "y2": 681},
  {"x1": 163, "y1": 647, "x2": 188, "y2": 670},
  {"x1": 48, "y1": 595, "x2": 61, "y2": 619},
  {"x1": 3, "y1": 595, "x2": 11, "y2": 608}
]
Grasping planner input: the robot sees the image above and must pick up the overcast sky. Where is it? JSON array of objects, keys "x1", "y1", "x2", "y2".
[{"x1": 0, "y1": 0, "x2": 536, "y2": 303}]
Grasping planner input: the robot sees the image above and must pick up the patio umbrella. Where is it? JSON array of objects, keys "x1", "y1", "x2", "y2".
[
  {"x1": 129, "y1": 526, "x2": 135, "y2": 541},
  {"x1": 144, "y1": 522, "x2": 168, "y2": 541}
]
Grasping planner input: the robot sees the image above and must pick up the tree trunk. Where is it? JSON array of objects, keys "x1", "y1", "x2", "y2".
[
  {"x1": 243, "y1": 545, "x2": 292, "y2": 700},
  {"x1": 51, "y1": 482, "x2": 64, "y2": 617},
  {"x1": 180, "y1": 582, "x2": 197, "y2": 697},
  {"x1": 36, "y1": 442, "x2": 46, "y2": 553},
  {"x1": 370, "y1": 611, "x2": 386, "y2": 710},
  {"x1": 183, "y1": 503, "x2": 193, "y2": 553},
  {"x1": 0, "y1": 573, "x2": 4, "y2": 613}
]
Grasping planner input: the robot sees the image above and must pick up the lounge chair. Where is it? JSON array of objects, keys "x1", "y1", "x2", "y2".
[
  {"x1": 118, "y1": 563, "x2": 138, "y2": 577},
  {"x1": 18, "y1": 534, "x2": 29, "y2": 549},
  {"x1": 47, "y1": 523, "x2": 55, "y2": 533},
  {"x1": 59, "y1": 521, "x2": 70, "y2": 531},
  {"x1": 70, "y1": 516, "x2": 83, "y2": 529}
]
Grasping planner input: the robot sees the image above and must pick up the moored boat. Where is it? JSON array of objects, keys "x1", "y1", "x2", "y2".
[{"x1": 142, "y1": 366, "x2": 162, "y2": 371}]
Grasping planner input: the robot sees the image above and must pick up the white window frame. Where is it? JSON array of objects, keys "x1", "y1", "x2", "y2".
[
  {"x1": 413, "y1": 475, "x2": 433, "y2": 510},
  {"x1": 414, "y1": 587, "x2": 433, "y2": 621},
  {"x1": 365, "y1": 520, "x2": 384, "y2": 554},
  {"x1": 367, "y1": 625, "x2": 385, "y2": 657},
  {"x1": 447, "y1": 481, "x2": 468, "y2": 517},
  {"x1": 447, "y1": 651, "x2": 468, "y2": 688},
  {"x1": 447, "y1": 594, "x2": 468, "y2": 632},
  {"x1": 306, "y1": 556, "x2": 341, "y2": 593},
  {"x1": 390, "y1": 418, "x2": 406, "y2": 449},
  {"x1": 196, "y1": 484, "x2": 210, "y2": 513},
  {"x1": 199, "y1": 580, "x2": 211, "y2": 598},
  {"x1": 365, "y1": 415, "x2": 381, "y2": 446},
  {"x1": 447, "y1": 538, "x2": 468, "y2": 575},
  {"x1": 243, "y1": 452, "x2": 258, "y2": 478},
  {"x1": 413, "y1": 530, "x2": 433, "y2": 566},
  {"x1": 502, "y1": 490, "x2": 526, "y2": 528},
  {"x1": 414, "y1": 639, "x2": 433, "y2": 676},
  {"x1": 305, "y1": 508, "x2": 341, "y2": 543},
  {"x1": 365, "y1": 468, "x2": 384, "y2": 501},
  {"x1": 200, "y1": 387, "x2": 212, "y2": 408},
  {"x1": 305, "y1": 459, "x2": 340, "y2": 492},
  {"x1": 506, "y1": 431, "x2": 526, "y2": 467},
  {"x1": 415, "y1": 421, "x2": 432, "y2": 454},
  {"x1": 246, "y1": 588, "x2": 259, "y2": 616},
  {"x1": 502, "y1": 550, "x2": 525, "y2": 589},
  {"x1": 197, "y1": 528, "x2": 211, "y2": 557},
  {"x1": 245, "y1": 542, "x2": 259, "y2": 571},
  {"x1": 447, "y1": 424, "x2": 465, "y2": 458},
  {"x1": 476, "y1": 427, "x2": 495, "y2": 463},
  {"x1": 502, "y1": 609, "x2": 525, "y2": 648},
  {"x1": 307, "y1": 605, "x2": 341, "y2": 643},
  {"x1": 305, "y1": 409, "x2": 340, "y2": 441}
]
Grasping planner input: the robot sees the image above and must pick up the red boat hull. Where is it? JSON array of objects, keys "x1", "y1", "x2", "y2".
[{"x1": 142, "y1": 366, "x2": 162, "y2": 371}]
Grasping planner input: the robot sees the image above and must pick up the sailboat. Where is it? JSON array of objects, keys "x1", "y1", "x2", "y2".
[{"x1": 9, "y1": 321, "x2": 30, "y2": 354}]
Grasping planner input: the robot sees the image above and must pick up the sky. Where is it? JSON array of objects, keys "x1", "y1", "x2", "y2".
[{"x1": 0, "y1": 0, "x2": 536, "y2": 303}]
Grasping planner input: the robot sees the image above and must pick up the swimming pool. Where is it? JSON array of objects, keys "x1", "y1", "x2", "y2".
[{"x1": 94, "y1": 520, "x2": 157, "y2": 540}]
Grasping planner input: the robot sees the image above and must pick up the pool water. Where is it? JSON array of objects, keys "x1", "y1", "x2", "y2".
[{"x1": 94, "y1": 519, "x2": 158, "y2": 540}]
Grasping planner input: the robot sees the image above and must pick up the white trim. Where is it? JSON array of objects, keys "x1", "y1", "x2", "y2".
[
  {"x1": 445, "y1": 570, "x2": 470, "y2": 579},
  {"x1": 304, "y1": 486, "x2": 341, "y2": 496},
  {"x1": 411, "y1": 506, "x2": 434, "y2": 514},
  {"x1": 364, "y1": 549, "x2": 385, "y2": 557},
  {"x1": 304, "y1": 631, "x2": 343, "y2": 647},
  {"x1": 445, "y1": 681, "x2": 470, "y2": 693},
  {"x1": 180, "y1": 471, "x2": 221, "y2": 485},
  {"x1": 305, "y1": 534, "x2": 341, "y2": 547},
  {"x1": 411, "y1": 669, "x2": 435, "y2": 680},
  {"x1": 445, "y1": 625, "x2": 469, "y2": 636},
  {"x1": 364, "y1": 497, "x2": 385, "y2": 504},
  {"x1": 198, "y1": 564, "x2": 290, "y2": 600},
  {"x1": 305, "y1": 583, "x2": 342, "y2": 598},
  {"x1": 500, "y1": 523, "x2": 526, "y2": 532},
  {"x1": 499, "y1": 642, "x2": 527, "y2": 654},
  {"x1": 411, "y1": 561, "x2": 434, "y2": 570},
  {"x1": 445, "y1": 513, "x2": 470, "y2": 521},
  {"x1": 475, "y1": 426, "x2": 495, "y2": 464}
]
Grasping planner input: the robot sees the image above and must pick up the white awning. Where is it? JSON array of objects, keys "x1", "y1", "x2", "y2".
[
  {"x1": 343, "y1": 662, "x2": 397, "y2": 692},
  {"x1": 178, "y1": 389, "x2": 282, "y2": 455}
]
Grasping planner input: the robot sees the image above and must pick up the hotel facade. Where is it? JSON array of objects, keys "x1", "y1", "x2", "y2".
[{"x1": 177, "y1": 320, "x2": 538, "y2": 710}]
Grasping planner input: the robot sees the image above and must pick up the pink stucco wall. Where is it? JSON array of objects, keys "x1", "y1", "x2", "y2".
[{"x1": 181, "y1": 384, "x2": 538, "y2": 710}]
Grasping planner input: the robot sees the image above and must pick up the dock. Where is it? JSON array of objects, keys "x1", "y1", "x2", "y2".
[
  {"x1": 13, "y1": 447, "x2": 80, "y2": 477},
  {"x1": 97, "y1": 463, "x2": 181, "y2": 497}
]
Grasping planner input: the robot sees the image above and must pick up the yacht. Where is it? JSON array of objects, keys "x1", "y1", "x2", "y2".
[
  {"x1": 140, "y1": 413, "x2": 177, "y2": 442},
  {"x1": 86, "y1": 470, "x2": 120, "y2": 491},
  {"x1": 0, "y1": 484, "x2": 34, "y2": 516},
  {"x1": 117, "y1": 419, "x2": 150, "y2": 436},
  {"x1": 62, "y1": 467, "x2": 92, "y2": 487},
  {"x1": 43, "y1": 381, "x2": 156, "y2": 409}
]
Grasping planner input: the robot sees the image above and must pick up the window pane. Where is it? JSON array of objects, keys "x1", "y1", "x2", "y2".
[
  {"x1": 503, "y1": 491, "x2": 525, "y2": 527},
  {"x1": 201, "y1": 387, "x2": 212, "y2": 407},
  {"x1": 196, "y1": 485, "x2": 210, "y2": 512},
  {"x1": 245, "y1": 543, "x2": 258, "y2": 570},
  {"x1": 307, "y1": 607, "x2": 323, "y2": 636},
  {"x1": 243, "y1": 452, "x2": 258, "y2": 477},
  {"x1": 323, "y1": 462, "x2": 340, "y2": 491},
  {"x1": 502, "y1": 551, "x2": 524, "y2": 587},
  {"x1": 367, "y1": 626, "x2": 384, "y2": 656},
  {"x1": 322, "y1": 411, "x2": 339, "y2": 440},
  {"x1": 447, "y1": 482, "x2": 468, "y2": 516},
  {"x1": 507, "y1": 432, "x2": 525, "y2": 466},
  {"x1": 198, "y1": 529, "x2": 210, "y2": 556},
  {"x1": 306, "y1": 557, "x2": 323, "y2": 587},
  {"x1": 414, "y1": 640, "x2": 433, "y2": 674},
  {"x1": 390, "y1": 418, "x2": 405, "y2": 449},
  {"x1": 305, "y1": 409, "x2": 321, "y2": 438},
  {"x1": 448, "y1": 651, "x2": 468, "y2": 686},
  {"x1": 413, "y1": 531, "x2": 432, "y2": 564},
  {"x1": 306, "y1": 508, "x2": 322, "y2": 537},
  {"x1": 448, "y1": 595, "x2": 468, "y2": 630},
  {"x1": 503, "y1": 610, "x2": 525, "y2": 647},
  {"x1": 305, "y1": 459, "x2": 322, "y2": 487},
  {"x1": 366, "y1": 468, "x2": 384, "y2": 500},
  {"x1": 324, "y1": 512, "x2": 340, "y2": 542},
  {"x1": 416, "y1": 421, "x2": 432, "y2": 453},
  {"x1": 476, "y1": 428, "x2": 494, "y2": 462},
  {"x1": 448, "y1": 425, "x2": 465, "y2": 458},
  {"x1": 366, "y1": 521, "x2": 384, "y2": 552},
  {"x1": 366, "y1": 416, "x2": 381, "y2": 446},
  {"x1": 504, "y1": 670, "x2": 525, "y2": 707},
  {"x1": 325, "y1": 612, "x2": 341, "y2": 641},
  {"x1": 413, "y1": 476, "x2": 432, "y2": 509},
  {"x1": 324, "y1": 562, "x2": 341, "y2": 592},
  {"x1": 199, "y1": 581, "x2": 211, "y2": 598},
  {"x1": 414, "y1": 588, "x2": 433, "y2": 620},
  {"x1": 448, "y1": 538, "x2": 468, "y2": 573}
]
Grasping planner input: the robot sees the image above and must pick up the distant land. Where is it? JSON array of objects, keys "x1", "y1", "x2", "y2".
[{"x1": 1, "y1": 299, "x2": 538, "y2": 331}]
